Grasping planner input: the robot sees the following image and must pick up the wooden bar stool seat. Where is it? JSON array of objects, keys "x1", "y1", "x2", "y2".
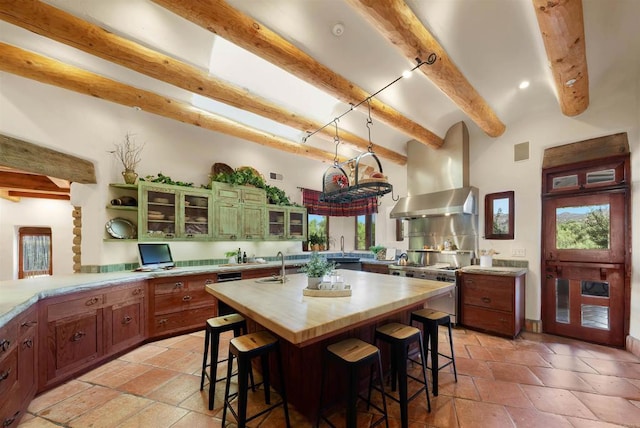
[
  {"x1": 222, "y1": 330, "x2": 290, "y2": 428},
  {"x1": 373, "y1": 323, "x2": 430, "y2": 428},
  {"x1": 410, "y1": 308, "x2": 457, "y2": 396},
  {"x1": 317, "y1": 338, "x2": 389, "y2": 428},
  {"x1": 199, "y1": 313, "x2": 254, "y2": 410}
]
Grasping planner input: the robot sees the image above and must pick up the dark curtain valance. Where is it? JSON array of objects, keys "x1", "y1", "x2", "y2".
[{"x1": 301, "y1": 188, "x2": 378, "y2": 217}]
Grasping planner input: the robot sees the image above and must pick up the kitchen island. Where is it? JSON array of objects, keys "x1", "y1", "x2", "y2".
[{"x1": 205, "y1": 269, "x2": 454, "y2": 418}]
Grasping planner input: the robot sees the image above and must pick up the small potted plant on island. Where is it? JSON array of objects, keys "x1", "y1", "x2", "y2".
[{"x1": 299, "y1": 252, "x2": 335, "y2": 289}]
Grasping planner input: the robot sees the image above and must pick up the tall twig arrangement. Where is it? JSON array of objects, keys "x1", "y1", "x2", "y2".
[{"x1": 111, "y1": 133, "x2": 144, "y2": 171}]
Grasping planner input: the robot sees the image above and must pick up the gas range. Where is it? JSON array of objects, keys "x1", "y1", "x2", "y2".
[{"x1": 388, "y1": 263, "x2": 461, "y2": 282}]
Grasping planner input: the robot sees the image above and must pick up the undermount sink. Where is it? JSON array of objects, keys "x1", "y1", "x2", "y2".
[
  {"x1": 326, "y1": 257, "x2": 361, "y2": 263},
  {"x1": 255, "y1": 276, "x2": 287, "y2": 284}
]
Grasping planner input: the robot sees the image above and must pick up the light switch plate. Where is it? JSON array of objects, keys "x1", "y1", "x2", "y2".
[{"x1": 512, "y1": 248, "x2": 526, "y2": 257}]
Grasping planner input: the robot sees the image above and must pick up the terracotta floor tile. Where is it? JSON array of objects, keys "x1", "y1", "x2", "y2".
[
  {"x1": 68, "y1": 394, "x2": 151, "y2": 428},
  {"x1": 465, "y1": 344, "x2": 495, "y2": 361},
  {"x1": 572, "y1": 391, "x2": 640, "y2": 426},
  {"x1": 490, "y1": 349, "x2": 553, "y2": 368},
  {"x1": 170, "y1": 335, "x2": 208, "y2": 353},
  {"x1": 505, "y1": 406, "x2": 573, "y2": 428},
  {"x1": 539, "y1": 353, "x2": 599, "y2": 373},
  {"x1": 487, "y1": 361, "x2": 543, "y2": 386},
  {"x1": 90, "y1": 361, "x2": 154, "y2": 388},
  {"x1": 545, "y1": 343, "x2": 596, "y2": 358},
  {"x1": 13, "y1": 417, "x2": 60, "y2": 428},
  {"x1": 152, "y1": 335, "x2": 189, "y2": 347},
  {"x1": 27, "y1": 380, "x2": 92, "y2": 413},
  {"x1": 577, "y1": 372, "x2": 640, "y2": 400},
  {"x1": 437, "y1": 374, "x2": 480, "y2": 400},
  {"x1": 78, "y1": 358, "x2": 129, "y2": 382},
  {"x1": 36, "y1": 385, "x2": 121, "y2": 424},
  {"x1": 576, "y1": 343, "x2": 640, "y2": 363},
  {"x1": 420, "y1": 395, "x2": 459, "y2": 428},
  {"x1": 581, "y1": 358, "x2": 640, "y2": 379},
  {"x1": 170, "y1": 411, "x2": 223, "y2": 428},
  {"x1": 565, "y1": 416, "x2": 630, "y2": 427},
  {"x1": 529, "y1": 366, "x2": 595, "y2": 392},
  {"x1": 147, "y1": 373, "x2": 202, "y2": 406},
  {"x1": 117, "y1": 343, "x2": 167, "y2": 363},
  {"x1": 473, "y1": 378, "x2": 532, "y2": 408},
  {"x1": 476, "y1": 334, "x2": 517, "y2": 349},
  {"x1": 520, "y1": 384, "x2": 596, "y2": 419},
  {"x1": 115, "y1": 401, "x2": 189, "y2": 428},
  {"x1": 454, "y1": 398, "x2": 513, "y2": 428},
  {"x1": 117, "y1": 366, "x2": 181, "y2": 396},
  {"x1": 454, "y1": 356, "x2": 494, "y2": 379},
  {"x1": 144, "y1": 348, "x2": 194, "y2": 368}
]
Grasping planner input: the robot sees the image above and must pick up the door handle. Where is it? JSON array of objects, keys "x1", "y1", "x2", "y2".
[
  {"x1": 122, "y1": 316, "x2": 133, "y2": 325},
  {"x1": 71, "y1": 331, "x2": 86, "y2": 342}
]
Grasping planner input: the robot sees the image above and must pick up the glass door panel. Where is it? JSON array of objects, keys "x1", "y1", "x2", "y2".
[
  {"x1": 183, "y1": 193, "x2": 211, "y2": 239},
  {"x1": 143, "y1": 189, "x2": 177, "y2": 239}
]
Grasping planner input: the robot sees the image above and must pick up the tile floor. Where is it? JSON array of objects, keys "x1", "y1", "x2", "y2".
[{"x1": 19, "y1": 326, "x2": 640, "y2": 427}]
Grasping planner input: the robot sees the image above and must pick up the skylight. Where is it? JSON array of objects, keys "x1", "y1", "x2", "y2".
[{"x1": 192, "y1": 36, "x2": 343, "y2": 142}]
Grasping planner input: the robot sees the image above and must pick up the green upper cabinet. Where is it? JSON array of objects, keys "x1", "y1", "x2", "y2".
[
  {"x1": 266, "y1": 205, "x2": 307, "y2": 241},
  {"x1": 181, "y1": 190, "x2": 213, "y2": 240},
  {"x1": 211, "y1": 182, "x2": 266, "y2": 241}
]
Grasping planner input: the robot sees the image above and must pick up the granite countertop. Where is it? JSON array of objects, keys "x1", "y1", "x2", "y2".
[
  {"x1": 460, "y1": 265, "x2": 528, "y2": 276},
  {"x1": 359, "y1": 259, "x2": 396, "y2": 265},
  {"x1": 0, "y1": 260, "x2": 306, "y2": 328}
]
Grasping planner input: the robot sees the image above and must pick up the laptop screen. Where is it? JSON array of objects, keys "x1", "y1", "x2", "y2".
[{"x1": 137, "y1": 243, "x2": 174, "y2": 270}]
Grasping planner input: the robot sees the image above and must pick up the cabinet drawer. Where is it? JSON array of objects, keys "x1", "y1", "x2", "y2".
[
  {"x1": 109, "y1": 301, "x2": 144, "y2": 349},
  {"x1": 462, "y1": 281, "x2": 513, "y2": 312},
  {"x1": 154, "y1": 280, "x2": 186, "y2": 295},
  {"x1": 0, "y1": 383, "x2": 23, "y2": 427},
  {"x1": 48, "y1": 294, "x2": 104, "y2": 321},
  {"x1": 49, "y1": 311, "x2": 101, "y2": 372},
  {"x1": 0, "y1": 348, "x2": 18, "y2": 398},
  {"x1": 17, "y1": 306, "x2": 37, "y2": 339},
  {"x1": 186, "y1": 276, "x2": 216, "y2": 289},
  {"x1": 0, "y1": 322, "x2": 17, "y2": 360},
  {"x1": 154, "y1": 290, "x2": 214, "y2": 314},
  {"x1": 153, "y1": 306, "x2": 214, "y2": 335},
  {"x1": 105, "y1": 282, "x2": 145, "y2": 304},
  {"x1": 462, "y1": 305, "x2": 515, "y2": 337}
]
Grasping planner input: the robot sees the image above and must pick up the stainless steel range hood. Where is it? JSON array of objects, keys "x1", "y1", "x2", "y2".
[{"x1": 390, "y1": 186, "x2": 478, "y2": 219}]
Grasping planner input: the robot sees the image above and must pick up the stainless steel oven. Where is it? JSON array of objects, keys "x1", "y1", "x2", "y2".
[{"x1": 389, "y1": 265, "x2": 460, "y2": 324}]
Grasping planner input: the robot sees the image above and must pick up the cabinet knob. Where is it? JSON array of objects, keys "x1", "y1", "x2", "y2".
[
  {"x1": 3, "y1": 410, "x2": 20, "y2": 427},
  {"x1": 159, "y1": 318, "x2": 168, "y2": 325},
  {"x1": 182, "y1": 295, "x2": 192, "y2": 302},
  {"x1": 132, "y1": 288, "x2": 142, "y2": 295},
  {"x1": 71, "y1": 331, "x2": 86, "y2": 342},
  {"x1": 481, "y1": 297, "x2": 491, "y2": 304},
  {"x1": 22, "y1": 338, "x2": 33, "y2": 349},
  {"x1": 85, "y1": 297, "x2": 100, "y2": 306},
  {"x1": 174, "y1": 282, "x2": 184, "y2": 289},
  {"x1": 205, "y1": 279, "x2": 214, "y2": 285},
  {"x1": 20, "y1": 320, "x2": 37, "y2": 328},
  {"x1": 0, "y1": 368, "x2": 11, "y2": 381},
  {"x1": 0, "y1": 340, "x2": 10, "y2": 353},
  {"x1": 122, "y1": 316, "x2": 133, "y2": 325}
]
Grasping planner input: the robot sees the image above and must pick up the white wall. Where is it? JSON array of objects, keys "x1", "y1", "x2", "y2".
[{"x1": 0, "y1": 198, "x2": 74, "y2": 279}]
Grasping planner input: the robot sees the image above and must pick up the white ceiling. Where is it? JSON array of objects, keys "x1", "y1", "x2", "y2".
[{"x1": 4, "y1": 0, "x2": 640, "y2": 160}]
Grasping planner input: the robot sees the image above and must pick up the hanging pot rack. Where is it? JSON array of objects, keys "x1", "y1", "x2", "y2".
[{"x1": 303, "y1": 54, "x2": 438, "y2": 204}]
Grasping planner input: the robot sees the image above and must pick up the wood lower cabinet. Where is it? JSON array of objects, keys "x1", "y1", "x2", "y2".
[
  {"x1": 361, "y1": 262, "x2": 391, "y2": 274},
  {"x1": 149, "y1": 274, "x2": 217, "y2": 338},
  {"x1": 460, "y1": 272, "x2": 525, "y2": 338},
  {"x1": 39, "y1": 281, "x2": 146, "y2": 390}
]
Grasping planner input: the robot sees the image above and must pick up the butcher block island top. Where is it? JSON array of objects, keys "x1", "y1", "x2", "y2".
[{"x1": 206, "y1": 269, "x2": 454, "y2": 347}]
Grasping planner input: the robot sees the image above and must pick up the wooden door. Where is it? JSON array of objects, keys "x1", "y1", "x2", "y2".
[{"x1": 542, "y1": 161, "x2": 629, "y2": 347}]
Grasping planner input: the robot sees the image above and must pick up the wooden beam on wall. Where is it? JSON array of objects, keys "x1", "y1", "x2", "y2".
[
  {"x1": 0, "y1": 170, "x2": 71, "y2": 193},
  {"x1": 0, "y1": 43, "x2": 344, "y2": 165},
  {"x1": 347, "y1": 0, "x2": 506, "y2": 138},
  {"x1": 0, "y1": 134, "x2": 96, "y2": 184},
  {"x1": 532, "y1": 0, "x2": 589, "y2": 116},
  {"x1": 152, "y1": 0, "x2": 444, "y2": 150},
  {"x1": 0, "y1": 0, "x2": 406, "y2": 165}
]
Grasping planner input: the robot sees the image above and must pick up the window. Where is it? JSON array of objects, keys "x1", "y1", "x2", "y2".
[
  {"x1": 555, "y1": 204, "x2": 610, "y2": 250},
  {"x1": 19, "y1": 227, "x2": 52, "y2": 278},
  {"x1": 308, "y1": 214, "x2": 329, "y2": 249},
  {"x1": 484, "y1": 191, "x2": 514, "y2": 240},
  {"x1": 355, "y1": 214, "x2": 376, "y2": 250}
]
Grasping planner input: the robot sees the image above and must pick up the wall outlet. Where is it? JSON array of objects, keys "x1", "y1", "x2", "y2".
[{"x1": 511, "y1": 248, "x2": 526, "y2": 257}]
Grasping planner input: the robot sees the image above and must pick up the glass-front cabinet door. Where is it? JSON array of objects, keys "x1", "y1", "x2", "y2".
[
  {"x1": 181, "y1": 191, "x2": 212, "y2": 239},
  {"x1": 140, "y1": 185, "x2": 178, "y2": 240},
  {"x1": 287, "y1": 207, "x2": 306, "y2": 240},
  {"x1": 267, "y1": 206, "x2": 286, "y2": 239}
]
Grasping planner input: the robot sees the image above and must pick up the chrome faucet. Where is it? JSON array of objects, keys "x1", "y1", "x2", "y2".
[
  {"x1": 277, "y1": 251, "x2": 286, "y2": 283},
  {"x1": 340, "y1": 235, "x2": 345, "y2": 256}
]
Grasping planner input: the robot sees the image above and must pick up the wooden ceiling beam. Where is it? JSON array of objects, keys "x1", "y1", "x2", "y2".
[
  {"x1": 532, "y1": 0, "x2": 589, "y2": 116},
  {"x1": 8, "y1": 191, "x2": 70, "y2": 200},
  {"x1": 0, "y1": 190, "x2": 20, "y2": 202},
  {"x1": 347, "y1": 0, "x2": 506, "y2": 137},
  {"x1": 0, "y1": 0, "x2": 406, "y2": 165},
  {"x1": 151, "y1": 0, "x2": 444, "y2": 149},
  {"x1": 0, "y1": 134, "x2": 96, "y2": 184},
  {"x1": 0, "y1": 43, "x2": 344, "y2": 165},
  {"x1": 0, "y1": 170, "x2": 70, "y2": 193}
]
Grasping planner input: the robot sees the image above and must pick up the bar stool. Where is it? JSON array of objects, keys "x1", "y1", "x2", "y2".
[
  {"x1": 373, "y1": 323, "x2": 430, "y2": 428},
  {"x1": 317, "y1": 338, "x2": 389, "y2": 428},
  {"x1": 222, "y1": 330, "x2": 290, "y2": 428},
  {"x1": 199, "y1": 313, "x2": 254, "y2": 410},
  {"x1": 410, "y1": 308, "x2": 457, "y2": 396}
]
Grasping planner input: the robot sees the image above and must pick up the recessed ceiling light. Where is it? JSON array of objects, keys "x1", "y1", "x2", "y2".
[
  {"x1": 518, "y1": 81, "x2": 530, "y2": 90},
  {"x1": 332, "y1": 23, "x2": 344, "y2": 37}
]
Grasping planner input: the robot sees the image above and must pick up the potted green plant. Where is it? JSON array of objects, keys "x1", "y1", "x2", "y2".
[
  {"x1": 224, "y1": 250, "x2": 238, "y2": 264},
  {"x1": 299, "y1": 252, "x2": 335, "y2": 289},
  {"x1": 309, "y1": 232, "x2": 325, "y2": 251},
  {"x1": 369, "y1": 245, "x2": 386, "y2": 261}
]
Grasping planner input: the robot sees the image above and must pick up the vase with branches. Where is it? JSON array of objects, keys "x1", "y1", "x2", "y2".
[{"x1": 111, "y1": 133, "x2": 145, "y2": 184}]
